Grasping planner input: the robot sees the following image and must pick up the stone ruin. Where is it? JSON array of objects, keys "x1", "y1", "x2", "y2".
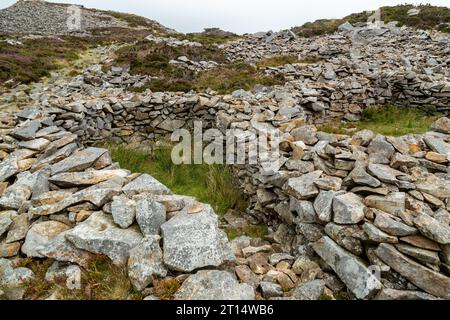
[{"x1": 1, "y1": 21, "x2": 450, "y2": 300}]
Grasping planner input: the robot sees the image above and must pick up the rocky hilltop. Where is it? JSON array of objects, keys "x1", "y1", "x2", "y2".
[
  {"x1": 0, "y1": 0, "x2": 167, "y2": 35},
  {"x1": 0, "y1": 1, "x2": 450, "y2": 301}
]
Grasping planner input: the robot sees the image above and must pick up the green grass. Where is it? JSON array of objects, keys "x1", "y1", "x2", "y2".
[
  {"x1": 108, "y1": 144, "x2": 247, "y2": 216},
  {"x1": 176, "y1": 33, "x2": 241, "y2": 45},
  {"x1": 225, "y1": 225, "x2": 269, "y2": 241},
  {"x1": 17, "y1": 256, "x2": 140, "y2": 300},
  {"x1": 292, "y1": 4, "x2": 450, "y2": 37},
  {"x1": 319, "y1": 105, "x2": 438, "y2": 136}
]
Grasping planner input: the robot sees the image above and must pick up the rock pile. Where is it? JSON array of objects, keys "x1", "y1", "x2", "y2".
[{"x1": 145, "y1": 35, "x2": 202, "y2": 47}]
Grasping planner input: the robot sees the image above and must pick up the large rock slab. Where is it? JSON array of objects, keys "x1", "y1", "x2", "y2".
[
  {"x1": 128, "y1": 236, "x2": 167, "y2": 292},
  {"x1": 312, "y1": 236, "x2": 382, "y2": 299},
  {"x1": 161, "y1": 206, "x2": 232, "y2": 272},
  {"x1": 49, "y1": 169, "x2": 129, "y2": 187},
  {"x1": 284, "y1": 170, "x2": 322, "y2": 199},
  {"x1": 65, "y1": 211, "x2": 143, "y2": 265},
  {"x1": 21, "y1": 221, "x2": 71, "y2": 258},
  {"x1": 375, "y1": 243, "x2": 450, "y2": 299},
  {"x1": 174, "y1": 270, "x2": 255, "y2": 300},
  {"x1": 50, "y1": 147, "x2": 108, "y2": 175},
  {"x1": 122, "y1": 174, "x2": 171, "y2": 197},
  {"x1": 413, "y1": 213, "x2": 450, "y2": 244}
]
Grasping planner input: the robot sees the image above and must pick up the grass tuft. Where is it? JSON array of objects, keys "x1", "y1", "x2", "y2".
[
  {"x1": 319, "y1": 105, "x2": 438, "y2": 136},
  {"x1": 108, "y1": 144, "x2": 248, "y2": 216},
  {"x1": 152, "y1": 277, "x2": 181, "y2": 300}
]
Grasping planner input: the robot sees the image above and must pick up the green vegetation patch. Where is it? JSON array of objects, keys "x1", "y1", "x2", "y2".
[
  {"x1": 293, "y1": 4, "x2": 450, "y2": 37},
  {"x1": 17, "y1": 257, "x2": 141, "y2": 300},
  {"x1": 319, "y1": 105, "x2": 438, "y2": 136},
  {"x1": 0, "y1": 36, "x2": 91, "y2": 86},
  {"x1": 177, "y1": 33, "x2": 241, "y2": 45},
  {"x1": 113, "y1": 41, "x2": 286, "y2": 93},
  {"x1": 108, "y1": 144, "x2": 247, "y2": 216}
]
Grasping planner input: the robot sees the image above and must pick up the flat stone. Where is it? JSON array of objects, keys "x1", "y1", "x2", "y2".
[
  {"x1": 128, "y1": 236, "x2": 167, "y2": 291},
  {"x1": 0, "y1": 157, "x2": 18, "y2": 182},
  {"x1": 37, "y1": 231, "x2": 94, "y2": 268},
  {"x1": 430, "y1": 117, "x2": 450, "y2": 134},
  {"x1": 22, "y1": 221, "x2": 71, "y2": 258},
  {"x1": 324, "y1": 223, "x2": 366, "y2": 256},
  {"x1": 111, "y1": 196, "x2": 136, "y2": 229},
  {"x1": 363, "y1": 222, "x2": 398, "y2": 244},
  {"x1": 375, "y1": 243, "x2": 450, "y2": 299},
  {"x1": 290, "y1": 198, "x2": 318, "y2": 223},
  {"x1": 260, "y1": 281, "x2": 283, "y2": 298},
  {"x1": 400, "y1": 235, "x2": 441, "y2": 251},
  {"x1": 0, "y1": 211, "x2": 15, "y2": 237},
  {"x1": 375, "y1": 288, "x2": 438, "y2": 300},
  {"x1": 291, "y1": 125, "x2": 318, "y2": 145},
  {"x1": 367, "y1": 135, "x2": 395, "y2": 164},
  {"x1": 49, "y1": 169, "x2": 129, "y2": 187},
  {"x1": 350, "y1": 162, "x2": 381, "y2": 187},
  {"x1": 135, "y1": 198, "x2": 166, "y2": 236},
  {"x1": 50, "y1": 147, "x2": 108, "y2": 175},
  {"x1": 17, "y1": 138, "x2": 50, "y2": 151},
  {"x1": 291, "y1": 279, "x2": 325, "y2": 300},
  {"x1": 6, "y1": 213, "x2": 29, "y2": 243},
  {"x1": 312, "y1": 236, "x2": 382, "y2": 299},
  {"x1": 284, "y1": 170, "x2": 322, "y2": 200},
  {"x1": 415, "y1": 174, "x2": 450, "y2": 200},
  {"x1": 413, "y1": 213, "x2": 450, "y2": 244},
  {"x1": 65, "y1": 211, "x2": 143, "y2": 265},
  {"x1": 11, "y1": 120, "x2": 40, "y2": 140},
  {"x1": 424, "y1": 135, "x2": 450, "y2": 155},
  {"x1": 364, "y1": 192, "x2": 405, "y2": 216},
  {"x1": 0, "y1": 242, "x2": 21, "y2": 258},
  {"x1": 395, "y1": 243, "x2": 440, "y2": 265},
  {"x1": 333, "y1": 193, "x2": 365, "y2": 224},
  {"x1": 314, "y1": 190, "x2": 340, "y2": 223},
  {"x1": 314, "y1": 175, "x2": 342, "y2": 191},
  {"x1": 174, "y1": 270, "x2": 255, "y2": 300},
  {"x1": 161, "y1": 206, "x2": 232, "y2": 272},
  {"x1": 122, "y1": 174, "x2": 171, "y2": 197},
  {"x1": 374, "y1": 210, "x2": 417, "y2": 236}
]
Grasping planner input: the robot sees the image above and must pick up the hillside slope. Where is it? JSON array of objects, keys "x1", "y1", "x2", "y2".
[
  {"x1": 0, "y1": 0, "x2": 168, "y2": 35},
  {"x1": 292, "y1": 4, "x2": 450, "y2": 37}
]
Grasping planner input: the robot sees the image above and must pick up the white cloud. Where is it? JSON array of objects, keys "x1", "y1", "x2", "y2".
[{"x1": 1, "y1": 0, "x2": 449, "y2": 34}]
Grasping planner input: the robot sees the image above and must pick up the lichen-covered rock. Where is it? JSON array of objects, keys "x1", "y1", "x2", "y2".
[
  {"x1": 65, "y1": 211, "x2": 143, "y2": 265},
  {"x1": 135, "y1": 198, "x2": 166, "y2": 236},
  {"x1": 122, "y1": 174, "x2": 171, "y2": 197},
  {"x1": 111, "y1": 195, "x2": 136, "y2": 229},
  {"x1": 21, "y1": 221, "x2": 71, "y2": 258},
  {"x1": 333, "y1": 193, "x2": 365, "y2": 224},
  {"x1": 174, "y1": 270, "x2": 255, "y2": 300},
  {"x1": 128, "y1": 236, "x2": 167, "y2": 291},
  {"x1": 161, "y1": 206, "x2": 232, "y2": 272}
]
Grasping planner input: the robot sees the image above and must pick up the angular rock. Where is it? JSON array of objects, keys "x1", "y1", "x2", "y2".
[
  {"x1": 363, "y1": 222, "x2": 398, "y2": 244},
  {"x1": 333, "y1": 193, "x2": 365, "y2": 224},
  {"x1": 395, "y1": 243, "x2": 440, "y2": 265},
  {"x1": 128, "y1": 236, "x2": 167, "y2": 291},
  {"x1": 291, "y1": 279, "x2": 325, "y2": 300},
  {"x1": 375, "y1": 243, "x2": 450, "y2": 299},
  {"x1": 135, "y1": 198, "x2": 166, "y2": 236},
  {"x1": 161, "y1": 206, "x2": 232, "y2": 272},
  {"x1": 122, "y1": 174, "x2": 171, "y2": 197},
  {"x1": 260, "y1": 281, "x2": 283, "y2": 298},
  {"x1": 49, "y1": 169, "x2": 129, "y2": 187},
  {"x1": 374, "y1": 210, "x2": 417, "y2": 236},
  {"x1": 312, "y1": 236, "x2": 382, "y2": 299},
  {"x1": 413, "y1": 213, "x2": 450, "y2": 244},
  {"x1": 50, "y1": 147, "x2": 108, "y2": 175},
  {"x1": 65, "y1": 211, "x2": 143, "y2": 265},
  {"x1": 22, "y1": 221, "x2": 71, "y2": 258},
  {"x1": 364, "y1": 192, "x2": 405, "y2": 216},
  {"x1": 284, "y1": 170, "x2": 322, "y2": 200},
  {"x1": 0, "y1": 157, "x2": 18, "y2": 182},
  {"x1": 174, "y1": 270, "x2": 255, "y2": 300},
  {"x1": 111, "y1": 196, "x2": 136, "y2": 229}
]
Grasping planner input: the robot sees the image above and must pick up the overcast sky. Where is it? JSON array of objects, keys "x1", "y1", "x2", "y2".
[{"x1": 1, "y1": 0, "x2": 449, "y2": 34}]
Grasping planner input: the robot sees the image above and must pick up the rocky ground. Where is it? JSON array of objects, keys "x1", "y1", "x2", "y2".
[{"x1": 1, "y1": 1, "x2": 450, "y2": 301}]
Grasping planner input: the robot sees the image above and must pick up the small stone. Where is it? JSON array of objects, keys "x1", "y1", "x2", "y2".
[
  {"x1": 291, "y1": 279, "x2": 325, "y2": 300},
  {"x1": 413, "y1": 213, "x2": 450, "y2": 244},
  {"x1": 284, "y1": 170, "x2": 322, "y2": 200},
  {"x1": 111, "y1": 196, "x2": 136, "y2": 229},
  {"x1": 135, "y1": 198, "x2": 166, "y2": 236},
  {"x1": 333, "y1": 193, "x2": 365, "y2": 224},
  {"x1": 260, "y1": 281, "x2": 283, "y2": 298}
]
